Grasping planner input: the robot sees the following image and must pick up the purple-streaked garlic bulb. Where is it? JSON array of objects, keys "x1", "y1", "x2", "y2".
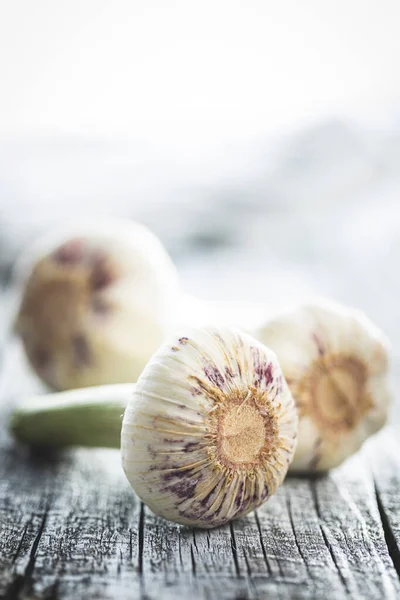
[
  {"x1": 254, "y1": 299, "x2": 391, "y2": 472},
  {"x1": 14, "y1": 219, "x2": 180, "y2": 390},
  {"x1": 121, "y1": 326, "x2": 298, "y2": 528}
]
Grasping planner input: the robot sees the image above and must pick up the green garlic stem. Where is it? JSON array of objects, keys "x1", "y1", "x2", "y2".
[{"x1": 10, "y1": 384, "x2": 133, "y2": 449}]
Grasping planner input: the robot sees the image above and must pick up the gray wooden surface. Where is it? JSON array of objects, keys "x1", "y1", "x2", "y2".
[{"x1": 0, "y1": 268, "x2": 400, "y2": 600}]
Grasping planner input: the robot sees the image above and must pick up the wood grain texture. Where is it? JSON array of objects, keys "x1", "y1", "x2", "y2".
[{"x1": 1, "y1": 287, "x2": 400, "y2": 599}]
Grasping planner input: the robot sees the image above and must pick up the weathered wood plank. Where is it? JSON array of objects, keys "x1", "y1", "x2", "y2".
[
  {"x1": 368, "y1": 430, "x2": 400, "y2": 579},
  {"x1": 0, "y1": 445, "x2": 143, "y2": 599},
  {"x1": 310, "y1": 449, "x2": 399, "y2": 599}
]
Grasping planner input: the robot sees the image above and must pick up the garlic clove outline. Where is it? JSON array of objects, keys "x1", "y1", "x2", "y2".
[
  {"x1": 253, "y1": 298, "x2": 391, "y2": 472},
  {"x1": 121, "y1": 325, "x2": 298, "y2": 528},
  {"x1": 14, "y1": 218, "x2": 180, "y2": 390}
]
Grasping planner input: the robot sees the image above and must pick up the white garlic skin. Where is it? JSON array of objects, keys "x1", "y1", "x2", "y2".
[
  {"x1": 14, "y1": 218, "x2": 180, "y2": 390},
  {"x1": 254, "y1": 299, "x2": 391, "y2": 472},
  {"x1": 121, "y1": 326, "x2": 298, "y2": 528}
]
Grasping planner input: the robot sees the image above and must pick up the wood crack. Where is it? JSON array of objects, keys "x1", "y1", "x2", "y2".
[
  {"x1": 178, "y1": 531, "x2": 183, "y2": 567},
  {"x1": 192, "y1": 530, "x2": 199, "y2": 554},
  {"x1": 138, "y1": 502, "x2": 145, "y2": 575},
  {"x1": 129, "y1": 528, "x2": 133, "y2": 561},
  {"x1": 374, "y1": 481, "x2": 400, "y2": 580},
  {"x1": 286, "y1": 493, "x2": 312, "y2": 579},
  {"x1": 4, "y1": 507, "x2": 49, "y2": 600},
  {"x1": 310, "y1": 480, "x2": 350, "y2": 593},
  {"x1": 22, "y1": 508, "x2": 48, "y2": 579},
  {"x1": 11, "y1": 523, "x2": 28, "y2": 565},
  {"x1": 190, "y1": 544, "x2": 197, "y2": 577},
  {"x1": 254, "y1": 510, "x2": 271, "y2": 576},
  {"x1": 309, "y1": 479, "x2": 322, "y2": 520},
  {"x1": 318, "y1": 523, "x2": 350, "y2": 593},
  {"x1": 242, "y1": 547, "x2": 252, "y2": 577},
  {"x1": 229, "y1": 522, "x2": 241, "y2": 577}
]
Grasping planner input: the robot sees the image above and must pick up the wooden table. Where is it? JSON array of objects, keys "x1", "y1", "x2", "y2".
[{"x1": 1, "y1": 222, "x2": 400, "y2": 599}]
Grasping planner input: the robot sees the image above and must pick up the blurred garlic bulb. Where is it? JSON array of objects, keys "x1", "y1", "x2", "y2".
[
  {"x1": 14, "y1": 219, "x2": 180, "y2": 390},
  {"x1": 122, "y1": 326, "x2": 298, "y2": 528},
  {"x1": 254, "y1": 299, "x2": 391, "y2": 472}
]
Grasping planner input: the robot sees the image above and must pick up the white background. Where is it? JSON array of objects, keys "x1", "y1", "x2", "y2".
[{"x1": 1, "y1": 0, "x2": 399, "y2": 148}]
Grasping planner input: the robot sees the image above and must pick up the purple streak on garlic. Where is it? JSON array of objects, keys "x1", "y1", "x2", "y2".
[
  {"x1": 14, "y1": 219, "x2": 180, "y2": 390},
  {"x1": 121, "y1": 326, "x2": 298, "y2": 528},
  {"x1": 254, "y1": 299, "x2": 391, "y2": 472}
]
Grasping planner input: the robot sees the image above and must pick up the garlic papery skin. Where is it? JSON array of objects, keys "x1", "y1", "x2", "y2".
[
  {"x1": 121, "y1": 326, "x2": 298, "y2": 529},
  {"x1": 14, "y1": 219, "x2": 180, "y2": 390},
  {"x1": 253, "y1": 299, "x2": 391, "y2": 473}
]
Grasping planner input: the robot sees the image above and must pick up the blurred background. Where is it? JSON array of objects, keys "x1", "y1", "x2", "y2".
[{"x1": 1, "y1": 1, "x2": 400, "y2": 399}]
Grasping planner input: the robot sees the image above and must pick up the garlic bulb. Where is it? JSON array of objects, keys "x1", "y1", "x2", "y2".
[
  {"x1": 11, "y1": 326, "x2": 298, "y2": 529},
  {"x1": 14, "y1": 219, "x2": 180, "y2": 390},
  {"x1": 254, "y1": 299, "x2": 391, "y2": 472},
  {"x1": 121, "y1": 326, "x2": 298, "y2": 528}
]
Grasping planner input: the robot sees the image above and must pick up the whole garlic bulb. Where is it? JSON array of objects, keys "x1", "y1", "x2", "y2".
[
  {"x1": 254, "y1": 299, "x2": 391, "y2": 472},
  {"x1": 14, "y1": 219, "x2": 180, "y2": 390},
  {"x1": 121, "y1": 326, "x2": 298, "y2": 528}
]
